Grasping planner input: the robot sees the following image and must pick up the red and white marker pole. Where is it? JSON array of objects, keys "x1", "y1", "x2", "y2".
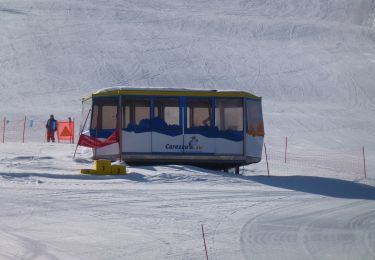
[
  {"x1": 2, "y1": 117, "x2": 6, "y2": 143},
  {"x1": 22, "y1": 116, "x2": 27, "y2": 143},
  {"x1": 362, "y1": 146, "x2": 367, "y2": 179},
  {"x1": 285, "y1": 136, "x2": 288, "y2": 163}
]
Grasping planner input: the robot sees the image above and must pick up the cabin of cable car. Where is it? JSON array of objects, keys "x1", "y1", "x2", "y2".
[{"x1": 81, "y1": 87, "x2": 264, "y2": 171}]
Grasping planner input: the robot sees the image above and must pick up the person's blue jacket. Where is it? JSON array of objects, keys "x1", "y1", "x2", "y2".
[{"x1": 46, "y1": 118, "x2": 57, "y2": 132}]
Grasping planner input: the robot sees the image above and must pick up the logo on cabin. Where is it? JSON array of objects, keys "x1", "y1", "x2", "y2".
[
  {"x1": 164, "y1": 136, "x2": 204, "y2": 151},
  {"x1": 188, "y1": 136, "x2": 203, "y2": 151}
]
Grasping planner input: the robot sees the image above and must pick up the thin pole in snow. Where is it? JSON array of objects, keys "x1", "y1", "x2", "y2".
[
  {"x1": 2, "y1": 117, "x2": 5, "y2": 143},
  {"x1": 201, "y1": 224, "x2": 209, "y2": 260},
  {"x1": 57, "y1": 121, "x2": 60, "y2": 143},
  {"x1": 22, "y1": 116, "x2": 27, "y2": 143},
  {"x1": 363, "y1": 146, "x2": 367, "y2": 179},
  {"x1": 68, "y1": 117, "x2": 73, "y2": 144},
  {"x1": 118, "y1": 95, "x2": 123, "y2": 162},
  {"x1": 72, "y1": 118, "x2": 75, "y2": 144},
  {"x1": 285, "y1": 136, "x2": 288, "y2": 163},
  {"x1": 73, "y1": 109, "x2": 91, "y2": 160},
  {"x1": 264, "y1": 143, "x2": 270, "y2": 177}
]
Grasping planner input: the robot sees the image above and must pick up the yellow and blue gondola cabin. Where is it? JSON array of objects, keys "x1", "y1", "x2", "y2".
[{"x1": 81, "y1": 87, "x2": 264, "y2": 172}]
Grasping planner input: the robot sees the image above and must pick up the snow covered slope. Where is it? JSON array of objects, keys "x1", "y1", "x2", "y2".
[
  {"x1": 1, "y1": 0, "x2": 375, "y2": 171},
  {"x1": 1, "y1": 0, "x2": 374, "y2": 111}
]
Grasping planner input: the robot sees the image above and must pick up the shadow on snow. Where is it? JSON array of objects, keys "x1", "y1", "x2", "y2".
[{"x1": 245, "y1": 175, "x2": 375, "y2": 200}]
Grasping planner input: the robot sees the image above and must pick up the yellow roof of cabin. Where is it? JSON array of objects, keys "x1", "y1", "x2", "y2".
[{"x1": 87, "y1": 86, "x2": 260, "y2": 99}]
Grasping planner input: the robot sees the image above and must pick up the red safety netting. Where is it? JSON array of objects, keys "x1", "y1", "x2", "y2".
[{"x1": 77, "y1": 131, "x2": 118, "y2": 148}]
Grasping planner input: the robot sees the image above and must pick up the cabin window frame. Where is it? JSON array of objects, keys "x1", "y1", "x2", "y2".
[
  {"x1": 121, "y1": 95, "x2": 151, "y2": 132},
  {"x1": 214, "y1": 97, "x2": 244, "y2": 132},
  {"x1": 185, "y1": 97, "x2": 213, "y2": 129},
  {"x1": 90, "y1": 96, "x2": 119, "y2": 137},
  {"x1": 152, "y1": 96, "x2": 182, "y2": 132},
  {"x1": 246, "y1": 98, "x2": 264, "y2": 137}
]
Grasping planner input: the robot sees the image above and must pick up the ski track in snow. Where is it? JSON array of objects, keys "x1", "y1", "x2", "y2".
[{"x1": 239, "y1": 200, "x2": 375, "y2": 260}]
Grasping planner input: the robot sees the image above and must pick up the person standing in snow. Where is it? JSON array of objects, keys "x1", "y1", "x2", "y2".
[{"x1": 45, "y1": 114, "x2": 57, "y2": 142}]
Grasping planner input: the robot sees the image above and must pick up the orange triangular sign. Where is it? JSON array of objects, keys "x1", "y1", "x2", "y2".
[{"x1": 60, "y1": 126, "x2": 72, "y2": 137}]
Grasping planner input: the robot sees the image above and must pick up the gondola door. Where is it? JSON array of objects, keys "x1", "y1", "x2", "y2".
[
  {"x1": 151, "y1": 97, "x2": 183, "y2": 153},
  {"x1": 184, "y1": 97, "x2": 215, "y2": 154},
  {"x1": 122, "y1": 96, "x2": 152, "y2": 153}
]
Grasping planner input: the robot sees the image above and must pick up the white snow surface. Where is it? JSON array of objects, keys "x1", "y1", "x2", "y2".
[
  {"x1": 1, "y1": 0, "x2": 375, "y2": 259},
  {"x1": 1, "y1": 143, "x2": 375, "y2": 260}
]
